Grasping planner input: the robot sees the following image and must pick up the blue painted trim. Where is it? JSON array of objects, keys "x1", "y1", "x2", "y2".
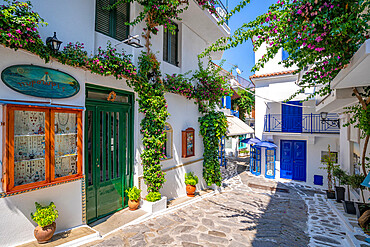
[
  {"x1": 0, "y1": 100, "x2": 85, "y2": 110},
  {"x1": 265, "y1": 148, "x2": 276, "y2": 179},
  {"x1": 251, "y1": 147, "x2": 261, "y2": 176}
]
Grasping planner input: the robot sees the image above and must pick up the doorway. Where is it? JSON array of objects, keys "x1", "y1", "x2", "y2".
[
  {"x1": 85, "y1": 85, "x2": 134, "y2": 223},
  {"x1": 280, "y1": 140, "x2": 306, "y2": 181}
]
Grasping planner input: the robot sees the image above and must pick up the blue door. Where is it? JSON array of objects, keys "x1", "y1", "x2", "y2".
[
  {"x1": 280, "y1": 140, "x2": 306, "y2": 181},
  {"x1": 250, "y1": 147, "x2": 261, "y2": 176},
  {"x1": 282, "y1": 101, "x2": 302, "y2": 133},
  {"x1": 265, "y1": 148, "x2": 276, "y2": 179}
]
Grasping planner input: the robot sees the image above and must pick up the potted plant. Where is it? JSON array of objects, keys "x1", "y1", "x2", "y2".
[
  {"x1": 348, "y1": 174, "x2": 369, "y2": 218},
  {"x1": 185, "y1": 172, "x2": 198, "y2": 197},
  {"x1": 146, "y1": 191, "x2": 162, "y2": 202},
  {"x1": 320, "y1": 145, "x2": 336, "y2": 199},
  {"x1": 30, "y1": 202, "x2": 59, "y2": 243},
  {"x1": 126, "y1": 186, "x2": 141, "y2": 211},
  {"x1": 333, "y1": 167, "x2": 347, "y2": 202},
  {"x1": 342, "y1": 173, "x2": 357, "y2": 215}
]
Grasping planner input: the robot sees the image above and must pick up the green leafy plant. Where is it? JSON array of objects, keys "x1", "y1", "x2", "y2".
[
  {"x1": 30, "y1": 202, "x2": 59, "y2": 228},
  {"x1": 199, "y1": 111, "x2": 228, "y2": 186},
  {"x1": 163, "y1": 73, "x2": 194, "y2": 99},
  {"x1": 125, "y1": 186, "x2": 141, "y2": 201},
  {"x1": 232, "y1": 89, "x2": 255, "y2": 121},
  {"x1": 185, "y1": 172, "x2": 199, "y2": 186},
  {"x1": 333, "y1": 167, "x2": 349, "y2": 187},
  {"x1": 348, "y1": 173, "x2": 366, "y2": 203},
  {"x1": 320, "y1": 145, "x2": 336, "y2": 192},
  {"x1": 146, "y1": 191, "x2": 162, "y2": 202}
]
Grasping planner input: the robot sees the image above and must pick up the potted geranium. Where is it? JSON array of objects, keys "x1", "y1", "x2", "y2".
[
  {"x1": 320, "y1": 145, "x2": 336, "y2": 199},
  {"x1": 185, "y1": 172, "x2": 198, "y2": 197},
  {"x1": 30, "y1": 202, "x2": 59, "y2": 243},
  {"x1": 333, "y1": 167, "x2": 347, "y2": 202},
  {"x1": 126, "y1": 186, "x2": 141, "y2": 211}
]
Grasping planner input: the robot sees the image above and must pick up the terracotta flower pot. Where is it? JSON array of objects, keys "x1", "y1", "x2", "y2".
[
  {"x1": 128, "y1": 199, "x2": 140, "y2": 211},
  {"x1": 186, "y1": 184, "x2": 196, "y2": 197},
  {"x1": 34, "y1": 222, "x2": 56, "y2": 244}
]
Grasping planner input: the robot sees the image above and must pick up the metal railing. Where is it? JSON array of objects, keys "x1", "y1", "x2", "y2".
[
  {"x1": 211, "y1": 0, "x2": 229, "y2": 25},
  {"x1": 264, "y1": 113, "x2": 340, "y2": 134}
]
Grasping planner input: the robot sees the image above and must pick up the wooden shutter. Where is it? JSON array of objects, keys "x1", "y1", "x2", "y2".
[
  {"x1": 170, "y1": 24, "x2": 178, "y2": 66},
  {"x1": 115, "y1": 1, "x2": 129, "y2": 41},
  {"x1": 95, "y1": 0, "x2": 110, "y2": 36},
  {"x1": 163, "y1": 29, "x2": 169, "y2": 62}
]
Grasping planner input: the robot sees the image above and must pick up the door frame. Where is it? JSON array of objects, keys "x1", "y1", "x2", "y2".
[
  {"x1": 250, "y1": 146, "x2": 261, "y2": 176},
  {"x1": 280, "y1": 139, "x2": 307, "y2": 182},
  {"x1": 265, "y1": 148, "x2": 276, "y2": 179},
  {"x1": 85, "y1": 84, "x2": 135, "y2": 223}
]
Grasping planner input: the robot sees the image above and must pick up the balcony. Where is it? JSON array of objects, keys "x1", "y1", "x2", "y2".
[{"x1": 264, "y1": 113, "x2": 340, "y2": 134}]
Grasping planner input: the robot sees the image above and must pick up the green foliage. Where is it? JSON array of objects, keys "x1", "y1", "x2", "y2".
[
  {"x1": 193, "y1": 60, "x2": 231, "y2": 114},
  {"x1": 320, "y1": 145, "x2": 336, "y2": 192},
  {"x1": 146, "y1": 191, "x2": 162, "y2": 202},
  {"x1": 202, "y1": 0, "x2": 370, "y2": 101},
  {"x1": 199, "y1": 111, "x2": 228, "y2": 186},
  {"x1": 348, "y1": 173, "x2": 366, "y2": 202},
  {"x1": 125, "y1": 186, "x2": 141, "y2": 201},
  {"x1": 128, "y1": 52, "x2": 169, "y2": 193},
  {"x1": 333, "y1": 167, "x2": 348, "y2": 186},
  {"x1": 163, "y1": 73, "x2": 193, "y2": 99},
  {"x1": 30, "y1": 202, "x2": 59, "y2": 228},
  {"x1": 58, "y1": 42, "x2": 88, "y2": 67},
  {"x1": 185, "y1": 172, "x2": 199, "y2": 185},
  {"x1": 232, "y1": 89, "x2": 255, "y2": 121},
  {"x1": 0, "y1": 0, "x2": 50, "y2": 61}
]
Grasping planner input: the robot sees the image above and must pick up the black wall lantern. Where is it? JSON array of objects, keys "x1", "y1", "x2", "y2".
[
  {"x1": 147, "y1": 70, "x2": 158, "y2": 85},
  {"x1": 320, "y1": 112, "x2": 340, "y2": 127},
  {"x1": 46, "y1": 32, "x2": 62, "y2": 52}
]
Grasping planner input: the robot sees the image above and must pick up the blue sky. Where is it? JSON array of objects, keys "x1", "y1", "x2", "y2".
[{"x1": 215, "y1": 0, "x2": 277, "y2": 80}]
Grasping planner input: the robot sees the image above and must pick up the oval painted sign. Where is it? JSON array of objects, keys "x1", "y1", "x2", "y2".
[{"x1": 1, "y1": 65, "x2": 80, "y2": 99}]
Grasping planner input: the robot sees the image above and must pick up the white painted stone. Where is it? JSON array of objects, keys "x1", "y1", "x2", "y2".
[{"x1": 141, "y1": 196, "x2": 167, "y2": 214}]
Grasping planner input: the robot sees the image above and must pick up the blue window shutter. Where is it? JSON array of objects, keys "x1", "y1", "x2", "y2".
[
  {"x1": 226, "y1": 96, "x2": 231, "y2": 109},
  {"x1": 282, "y1": 48, "x2": 289, "y2": 61}
]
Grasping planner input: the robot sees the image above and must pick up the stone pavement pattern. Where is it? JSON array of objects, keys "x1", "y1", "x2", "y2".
[{"x1": 85, "y1": 172, "x2": 316, "y2": 247}]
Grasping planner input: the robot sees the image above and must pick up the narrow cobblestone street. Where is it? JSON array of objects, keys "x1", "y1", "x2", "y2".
[{"x1": 83, "y1": 171, "x2": 342, "y2": 247}]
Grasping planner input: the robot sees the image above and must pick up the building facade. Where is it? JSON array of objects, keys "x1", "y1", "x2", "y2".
[
  {"x1": 0, "y1": 0, "x2": 230, "y2": 245},
  {"x1": 251, "y1": 42, "x2": 340, "y2": 187}
]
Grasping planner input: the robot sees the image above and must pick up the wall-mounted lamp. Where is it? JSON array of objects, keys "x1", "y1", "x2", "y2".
[
  {"x1": 46, "y1": 32, "x2": 62, "y2": 52},
  {"x1": 147, "y1": 70, "x2": 158, "y2": 85},
  {"x1": 115, "y1": 35, "x2": 143, "y2": 48},
  {"x1": 320, "y1": 112, "x2": 340, "y2": 127}
]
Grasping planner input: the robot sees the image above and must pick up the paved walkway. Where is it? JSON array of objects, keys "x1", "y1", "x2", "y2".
[{"x1": 84, "y1": 172, "x2": 325, "y2": 247}]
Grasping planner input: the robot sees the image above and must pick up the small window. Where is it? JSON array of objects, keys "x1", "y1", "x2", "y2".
[
  {"x1": 163, "y1": 23, "x2": 179, "y2": 66},
  {"x1": 238, "y1": 134, "x2": 248, "y2": 150},
  {"x1": 95, "y1": 0, "x2": 129, "y2": 41},
  {"x1": 321, "y1": 151, "x2": 338, "y2": 163},
  {"x1": 162, "y1": 123, "x2": 173, "y2": 160}
]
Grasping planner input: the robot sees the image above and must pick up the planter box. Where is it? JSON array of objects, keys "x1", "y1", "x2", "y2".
[
  {"x1": 326, "y1": 190, "x2": 336, "y2": 199},
  {"x1": 355, "y1": 202, "x2": 370, "y2": 219},
  {"x1": 141, "y1": 196, "x2": 167, "y2": 214},
  {"x1": 343, "y1": 201, "x2": 356, "y2": 215},
  {"x1": 335, "y1": 186, "x2": 345, "y2": 202}
]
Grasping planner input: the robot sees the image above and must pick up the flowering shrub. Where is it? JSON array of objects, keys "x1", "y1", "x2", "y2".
[
  {"x1": 193, "y1": 61, "x2": 231, "y2": 114},
  {"x1": 89, "y1": 43, "x2": 137, "y2": 79},
  {"x1": 58, "y1": 42, "x2": 88, "y2": 67},
  {"x1": 203, "y1": 0, "x2": 370, "y2": 100},
  {"x1": 0, "y1": 0, "x2": 50, "y2": 61},
  {"x1": 163, "y1": 73, "x2": 193, "y2": 99},
  {"x1": 196, "y1": 0, "x2": 217, "y2": 15}
]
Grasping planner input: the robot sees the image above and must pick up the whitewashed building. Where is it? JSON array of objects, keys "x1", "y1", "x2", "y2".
[
  {"x1": 316, "y1": 39, "x2": 370, "y2": 202},
  {"x1": 250, "y1": 42, "x2": 340, "y2": 187},
  {"x1": 0, "y1": 0, "x2": 230, "y2": 245}
]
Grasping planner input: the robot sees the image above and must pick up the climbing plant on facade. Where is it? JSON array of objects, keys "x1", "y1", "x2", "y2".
[{"x1": 231, "y1": 89, "x2": 255, "y2": 122}]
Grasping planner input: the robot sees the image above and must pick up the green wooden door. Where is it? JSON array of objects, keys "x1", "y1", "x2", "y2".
[{"x1": 85, "y1": 103, "x2": 130, "y2": 223}]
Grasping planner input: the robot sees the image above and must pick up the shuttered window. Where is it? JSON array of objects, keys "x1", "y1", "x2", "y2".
[
  {"x1": 163, "y1": 24, "x2": 179, "y2": 66},
  {"x1": 95, "y1": 0, "x2": 129, "y2": 41}
]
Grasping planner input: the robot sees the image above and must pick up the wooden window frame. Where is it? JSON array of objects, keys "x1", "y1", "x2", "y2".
[
  {"x1": 161, "y1": 123, "x2": 173, "y2": 161},
  {"x1": 182, "y1": 127, "x2": 195, "y2": 158},
  {"x1": 2, "y1": 104, "x2": 83, "y2": 193}
]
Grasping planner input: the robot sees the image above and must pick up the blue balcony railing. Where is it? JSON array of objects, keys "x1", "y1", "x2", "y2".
[
  {"x1": 212, "y1": 0, "x2": 229, "y2": 25},
  {"x1": 264, "y1": 113, "x2": 340, "y2": 134}
]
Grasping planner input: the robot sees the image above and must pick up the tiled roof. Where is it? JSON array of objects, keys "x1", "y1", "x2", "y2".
[{"x1": 249, "y1": 70, "x2": 297, "y2": 79}]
